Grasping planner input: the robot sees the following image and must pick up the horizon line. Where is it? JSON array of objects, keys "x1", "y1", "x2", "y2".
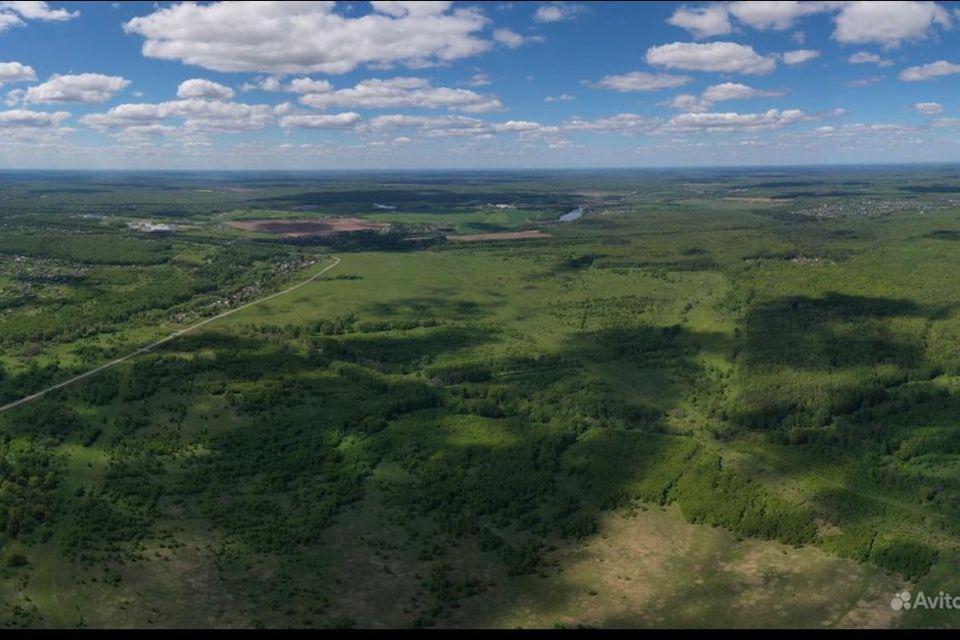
[{"x1": 0, "y1": 160, "x2": 959, "y2": 173}]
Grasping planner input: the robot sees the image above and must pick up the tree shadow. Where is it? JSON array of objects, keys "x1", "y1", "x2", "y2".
[{"x1": 740, "y1": 293, "x2": 948, "y2": 372}]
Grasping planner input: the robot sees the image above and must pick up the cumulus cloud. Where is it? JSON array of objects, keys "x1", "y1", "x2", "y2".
[
  {"x1": 899, "y1": 59, "x2": 960, "y2": 81},
  {"x1": 297, "y1": 77, "x2": 503, "y2": 113},
  {"x1": 658, "y1": 94, "x2": 704, "y2": 113},
  {"x1": 177, "y1": 79, "x2": 235, "y2": 100},
  {"x1": 289, "y1": 78, "x2": 336, "y2": 94},
  {"x1": 0, "y1": 107, "x2": 72, "y2": 146},
  {"x1": 467, "y1": 73, "x2": 492, "y2": 87},
  {"x1": 727, "y1": 1, "x2": 832, "y2": 30},
  {"x1": 848, "y1": 51, "x2": 895, "y2": 67},
  {"x1": 0, "y1": 61, "x2": 35, "y2": 85},
  {"x1": 781, "y1": 49, "x2": 820, "y2": 65},
  {"x1": 932, "y1": 118, "x2": 960, "y2": 128},
  {"x1": 0, "y1": 1, "x2": 78, "y2": 28},
  {"x1": 667, "y1": 2, "x2": 831, "y2": 37},
  {"x1": 832, "y1": 1, "x2": 952, "y2": 48},
  {"x1": 123, "y1": 1, "x2": 492, "y2": 75},
  {"x1": 280, "y1": 112, "x2": 362, "y2": 129},
  {"x1": 660, "y1": 82, "x2": 784, "y2": 113},
  {"x1": 365, "y1": 114, "x2": 493, "y2": 137},
  {"x1": 493, "y1": 27, "x2": 535, "y2": 48},
  {"x1": 0, "y1": 12, "x2": 21, "y2": 30},
  {"x1": 664, "y1": 108, "x2": 809, "y2": 132},
  {"x1": 666, "y1": 2, "x2": 952, "y2": 49},
  {"x1": 240, "y1": 76, "x2": 333, "y2": 94},
  {"x1": 367, "y1": 112, "x2": 651, "y2": 143},
  {"x1": 704, "y1": 82, "x2": 783, "y2": 102},
  {"x1": 82, "y1": 98, "x2": 273, "y2": 134},
  {"x1": 21, "y1": 73, "x2": 130, "y2": 104},
  {"x1": 848, "y1": 75, "x2": 886, "y2": 87},
  {"x1": 562, "y1": 113, "x2": 658, "y2": 135},
  {"x1": 667, "y1": 4, "x2": 731, "y2": 38},
  {"x1": 592, "y1": 71, "x2": 693, "y2": 92},
  {"x1": 849, "y1": 51, "x2": 881, "y2": 64},
  {"x1": 0, "y1": 108, "x2": 70, "y2": 127},
  {"x1": 545, "y1": 93, "x2": 575, "y2": 102},
  {"x1": 361, "y1": 113, "x2": 568, "y2": 141},
  {"x1": 534, "y1": 2, "x2": 585, "y2": 23},
  {"x1": 244, "y1": 77, "x2": 335, "y2": 94},
  {"x1": 914, "y1": 102, "x2": 943, "y2": 115},
  {"x1": 646, "y1": 42, "x2": 777, "y2": 75}
]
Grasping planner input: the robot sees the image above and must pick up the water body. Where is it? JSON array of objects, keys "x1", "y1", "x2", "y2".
[
  {"x1": 559, "y1": 206, "x2": 583, "y2": 222},
  {"x1": 373, "y1": 203, "x2": 397, "y2": 210}
]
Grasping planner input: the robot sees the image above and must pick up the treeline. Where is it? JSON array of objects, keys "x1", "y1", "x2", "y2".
[{"x1": 0, "y1": 234, "x2": 170, "y2": 265}]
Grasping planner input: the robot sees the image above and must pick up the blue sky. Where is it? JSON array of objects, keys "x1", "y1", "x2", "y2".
[{"x1": 1, "y1": 0, "x2": 960, "y2": 169}]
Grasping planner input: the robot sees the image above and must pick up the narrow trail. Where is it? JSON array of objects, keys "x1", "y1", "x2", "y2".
[{"x1": 0, "y1": 255, "x2": 341, "y2": 414}]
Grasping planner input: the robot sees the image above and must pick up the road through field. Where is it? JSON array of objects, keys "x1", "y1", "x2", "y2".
[{"x1": 0, "y1": 255, "x2": 341, "y2": 414}]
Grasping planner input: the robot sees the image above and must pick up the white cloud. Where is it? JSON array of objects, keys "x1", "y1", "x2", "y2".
[
  {"x1": 298, "y1": 77, "x2": 504, "y2": 113},
  {"x1": 0, "y1": 1, "x2": 78, "y2": 32},
  {"x1": 781, "y1": 49, "x2": 820, "y2": 65},
  {"x1": 592, "y1": 71, "x2": 693, "y2": 92},
  {"x1": 289, "y1": 78, "x2": 334, "y2": 94},
  {"x1": 0, "y1": 107, "x2": 73, "y2": 146},
  {"x1": 361, "y1": 114, "x2": 565, "y2": 141},
  {"x1": 545, "y1": 93, "x2": 575, "y2": 102},
  {"x1": 494, "y1": 120, "x2": 545, "y2": 133},
  {"x1": 242, "y1": 77, "x2": 282, "y2": 93},
  {"x1": 664, "y1": 2, "x2": 952, "y2": 50},
  {"x1": 848, "y1": 51, "x2": 895, "y2": 66},
  {"x1": 0, "y1": 61, "x2": 35, "y2": 85},
  {"x1": 246, "y1": 77, "x2": 335, "y2": 94},
  {"x1": 0, "y1": 11, "x2": 22, "y2": 31},
  {"x1": 848, "y1": 75, "x2": 885, "y2": 87},
  {"x1": 82, "y1": 99, "x2": 274, "y2": 134},
  {"x1": 562, "y1": 113, "x2": 658, "y2": 135},
  {"x1": 727, "y1": 1, "x2": 832, "y2": 30},
  {"x1": 667, "y1": 4, "x2": 731, "y2": 38},
  {"x1": 22, "y1": 73, "x2": 130, "y2": 104},
  {"x1": 899, "y1": 59, "x2": 960, "y2": 81},
  {"x1": 702, "y1": 82, "x2": 783, "y2": 102},
  {"x1": 177, "y1": 79, "x2": 235, "y2": 101},
  {"x1": 366, "y1": 114, "x2": 492, "y2": 137},
  {"x1": 0, "y1": 108, "x2": 70, "y2": 127},
  {"x1": 646, "y1": 42, "x2": 777, "y2": 75},
  {"x1": 0, "y1": 1, "x2": 78, "y2": 21},
  {"x1": 914, "y1": 101, "x2": 943, "y2": 115},
  {"x1": 661, "y1": 82, "x2": 784, "y2": 112},
  {"x1": 534, "y1": 2, "x2": 585, "y2": 23},
  {"x1": 659, "y1": 93, "x2": 704, "y2": 112},
  {"x1": 123, "y1": 1, "x2": 492, "y2": 75},
  {"x1": 832, "y1": 1, "x2": 952, "y2": 48},
  {"x1": 849, "y1": 51, "x2": 880, "y2": 63},
  {"x1": 665, "y1": 108, "x2": 809, "y2": 132},
  {"x1": 280, "y1": 112, "x2": 362, "y2": 129},
  {"x1": 111, "y1": 123, "x2": 178, "y2": 139},
  {"x1": 468, "y1": 73, "x2": 492, "y2": 87},
  {"x1": 492, "y1": 27, "x2": 527, "y2": 48}
]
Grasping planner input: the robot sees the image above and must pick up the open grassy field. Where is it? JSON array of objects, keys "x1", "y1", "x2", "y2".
[{"x1": 1, "y1": 167, "x2": 960, "y2": 628}]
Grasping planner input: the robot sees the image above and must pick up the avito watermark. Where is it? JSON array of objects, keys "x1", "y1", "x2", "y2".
[{"x1": 891, "y1": 591, "x2": 960, "y2": 611}]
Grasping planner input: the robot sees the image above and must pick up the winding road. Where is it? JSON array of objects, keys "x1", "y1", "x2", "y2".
[{"x1": 0, "y1": 255, "x2": 341, "y2": 414}]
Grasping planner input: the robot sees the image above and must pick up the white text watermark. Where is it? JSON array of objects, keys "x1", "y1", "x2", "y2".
[{"x1": 891, "y1": 591, "x2": 960, "y2": 611}]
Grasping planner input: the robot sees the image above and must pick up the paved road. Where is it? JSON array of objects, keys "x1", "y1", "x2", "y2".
[{"x1": 0, "y1": 255, "x2": 341, "y2": 414}]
